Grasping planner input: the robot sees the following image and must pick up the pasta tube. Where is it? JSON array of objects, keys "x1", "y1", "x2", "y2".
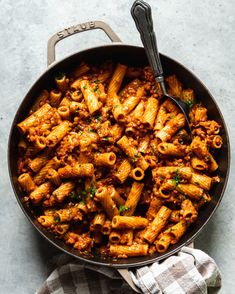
[
  {"x1": 146, "y1": 198, "x2": 163, "y2": 221},
  {"x1": 58, "y1": 163, "x2": 94, "y2": 178},
  {"x1": 102, "y1": 220, "x2": 112, "y2": 235},
  {"x1": 120, "y1": 230, "x2": 133, "y2": 245},
  {"x1": 55, "y1": 74, "x2": 68, "y2": 93},
  {"x1": 110, "y1": 244, "x2": 148, "y2": 258},
  {"x1": 112, "y1": 216, "x2": 148, "y2": 230},
  {"x1": 54, "y1": 207, "x2": 82, "y2": 222},
  {"x1": 49, "y1": 89, "x2": 62, "y2": 107},
  {"x1": 107, "y1": 63, "x2": 127, "y2": 107},
  {"x1": 17, "y1": 103, "x2": 52, "y2": 133},
  {"x1": 117, "y1": 136, "x2": 149, "y2": 170},
  {"x1": 165, "y1": 220, "x2": 188, "y2": 244},
  {"x1": 122, "y1": 86, "x2": 145, "y2": 115},
  {"x1": 58, "y1": 106, "x2": 70, "y2": 120},
  {"x1": 18, "y1": 173, "x2": 36, "y2": 193},
  {"x1": 176, "y1": 183, "x2": 204, "y2": 200},
  {"x1": 152, "y1": 166, "x2": 192, "y2": 180},
  {"x1": 124, "y1": 182, "x2": 144, "y2": 216},
  {"x1": 181, "y1": 199, "x2": 198, "y2": 223},
  {"x1": 155, "y1": 113, "x2": 185, "y2": 142},
  {"x1": 165, "y1": 75, "x2": 182, "y2": 97},
  {"x1": 114, "y1": 158, "x2": 132, "y2": 183},
  {"x1": 110, "y1": 186, "x2": 125, "y2": 206},
  {"x1": 52, "y1": 181, "x2": 75, "y2": 203},
  {"x1": 29, "y1": 182, "x2": 52, "y2": 205},
  {"x1": 73, "y1": 62, "x2": 90, "y2": 78},
  {"x1": 131, "y1": 100, "x2": 145, "y2": 120},
  {"x1": 158, "y1": 180, "x2": 175, "y2": 199},
  {"x1": 46, "y1": 121, "x2": 70, "y2": 147},
  {"x1": 34, "y1": 156, "x2": 60, "y2": 185},
  {"x1": 191, "y1": 157, "x2": 208, "y2": 171},
  {"x1": 169, "y1": 210, "x2": 181, "y2": 223},
  {"x1": 190, "y1": 172, "x2": 212, "y2": 190},
  {"x1": 155, "y1": 233, "x2": 172, "y2": 253},
  {"x1": 109, "y1": 231, "x2": 122, "y2": 244},
  {"x1": 95, "y1": 186, "x2": 119, "y2": 219},
  {"x1": 91, "y1": 213, "x2": 106, "y2": 231},
  {"x1": 46, "y1": 168, "x2": 61, "y2": 186},
  {"x1": 157, "y1": 142, "x2": 186, "y2": 157},
  {"x1": 129, "y1": 167, "x2": 145, "y2": 181},
  {"x1": 25, "y1": 136, "x2": 47, "y2": 156},
  {"x1": 112, "y1": 95, "x2": 125, "y2": 122},
  {"x1": 143, "y1": 206, "x2": 172, "y2": 243},
  {"x1": 143, "y1": 97, "x2": 159, "y2": 129},
  {"x1": 80, "y1": 80, "x2": 100, "y2": 114},
  {"x1": 37, "y1": 215, "x2": 55, "y2": 228},
  {"x1": 94, "y1": 152, "x2": 116, "y2": 167},
  {"x1": 154, "y1": 105, "x2": 168, "y2": 131}
]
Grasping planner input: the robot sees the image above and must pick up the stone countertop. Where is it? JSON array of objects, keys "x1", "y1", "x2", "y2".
[{"x1": 0, "y1": 0, "x2": 234, "y2": 293}]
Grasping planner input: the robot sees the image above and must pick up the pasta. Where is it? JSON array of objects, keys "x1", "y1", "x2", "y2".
[{"x1": 16, "y1": 62, "x2": 222, "y2": 258}]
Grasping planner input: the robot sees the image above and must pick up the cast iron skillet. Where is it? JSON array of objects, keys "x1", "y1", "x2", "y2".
[{"x1": 8, "y1": 21, "x2": 230, "y2": 271}]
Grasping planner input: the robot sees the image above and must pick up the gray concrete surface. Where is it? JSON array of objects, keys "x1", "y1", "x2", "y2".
[{"x1": 0, "y1": 0, "x2": 234, "y2": 293}]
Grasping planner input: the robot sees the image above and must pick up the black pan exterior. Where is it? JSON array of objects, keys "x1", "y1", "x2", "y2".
[{"x1": 8, "y1": 44, "x2": 230, "y2": 268}]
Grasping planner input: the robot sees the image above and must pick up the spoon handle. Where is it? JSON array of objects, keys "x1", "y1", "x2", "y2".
[{"x1": 131, "y1": 0, "x2": 163, "y2": 80}]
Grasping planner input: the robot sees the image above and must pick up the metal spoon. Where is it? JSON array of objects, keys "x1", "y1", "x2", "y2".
[{"x1": 131, "y1": 0, "x2": 191, "y2": 132}]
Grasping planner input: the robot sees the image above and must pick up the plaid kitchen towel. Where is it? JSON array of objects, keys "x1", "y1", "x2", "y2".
[{"x1": 36, "y1": 247, "x2": 221, "y2": 294}]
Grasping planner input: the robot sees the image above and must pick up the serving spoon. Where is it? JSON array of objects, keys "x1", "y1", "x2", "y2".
[{"x1": 131, "y1": 0, "x2": 191, "y2": 132}]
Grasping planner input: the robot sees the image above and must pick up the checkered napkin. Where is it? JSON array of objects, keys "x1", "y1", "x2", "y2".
[{"x1": 36, "y1": 247, "x2": 221, "y2": 294}]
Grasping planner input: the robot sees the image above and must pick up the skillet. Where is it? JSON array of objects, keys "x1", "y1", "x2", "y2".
[{"x1": 8, "y1": 21, "x2": 230, "y2": 272}]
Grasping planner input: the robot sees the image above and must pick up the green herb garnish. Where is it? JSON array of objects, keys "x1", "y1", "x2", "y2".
[
  {"x1": 90, "y1": 186, "x2": 97, "y2": 198},
  {"x1": 119, "y1": 205, "x2": 130, "y2": 214},
  {"x1": 131, "y1": 153, "x2": 140, "y2": 163},
  {"x1": 83, "y1": 85, "x2": 87, "y2": 90},
  {"x1": 102, "y1": 136, "x2": 109, "y2": 141},
  {"x1": 95, "y1": 115, "x2": 102, "y2": 122},
  {"x1": 69, "y1": 191, "x2": 82, "y2": 202},
  {"x1": 54, "y1": 215, "x2": 61, "y2": 223},
  {"x1": 172, "y1": 169, "x2": 181, "y2": 186},
  {"x1": 94, "y1": 79, "x2": 100, "y2": 84},
  {"x1": 186, "y1": 100, "x2": 195, "y2": 108},
  {"x1": 54, "y1": 71, "x2": 65, "y2": 80}
]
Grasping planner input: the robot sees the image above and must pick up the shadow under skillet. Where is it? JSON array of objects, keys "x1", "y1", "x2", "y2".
[
  {"x1": 194, "y1": 206, "x2": 225, "y2": 256},
  {"x1": 32, "y1": 229, "x2": 61, "y2": 275}
]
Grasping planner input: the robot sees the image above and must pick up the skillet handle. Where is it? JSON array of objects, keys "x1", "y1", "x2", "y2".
[
  {"x1": 47, "y1": 20, "x2": 121, "y2": 66},
  {"x1": 117, "y1": 269, "x2": 141, "y2": 293}
]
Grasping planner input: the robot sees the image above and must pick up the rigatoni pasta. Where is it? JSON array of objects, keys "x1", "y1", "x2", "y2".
[{"x1": 16, "y1": 62, "x2": 222, "y2": 258}]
